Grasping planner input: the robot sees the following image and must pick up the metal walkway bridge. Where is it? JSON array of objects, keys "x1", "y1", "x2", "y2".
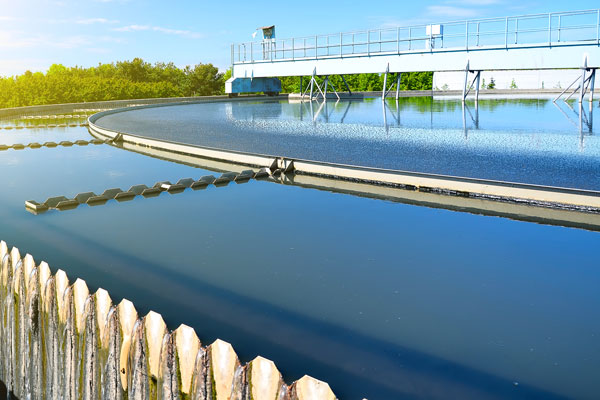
[{"x1": 227, "y1": 9, "x2": 600, "y2": 100}]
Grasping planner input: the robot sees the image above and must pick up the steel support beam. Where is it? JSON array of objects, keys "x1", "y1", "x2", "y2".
[
  {"x1": 382, "y1": 64, "x2": 389, "y2": 101},
  {"x1": 341, "y1": 75, "x2": 352, "y2": 95}
]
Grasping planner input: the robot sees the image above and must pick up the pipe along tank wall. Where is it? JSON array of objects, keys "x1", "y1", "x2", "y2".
[{"x1": 0, "y1": 241, "x2": 338, "y2": 400}]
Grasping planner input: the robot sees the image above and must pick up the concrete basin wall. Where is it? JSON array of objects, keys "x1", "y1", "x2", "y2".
[{"x1": 0, "y1": 242, "x2": 338, "y2": 400}]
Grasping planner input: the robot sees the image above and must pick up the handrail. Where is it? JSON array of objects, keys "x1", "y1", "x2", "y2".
[{"x1": 232, "y1": 9, "x2": 600, "y2": 65}]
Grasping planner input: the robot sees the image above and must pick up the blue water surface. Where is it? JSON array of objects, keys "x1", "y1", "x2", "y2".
[
  {"x1": 96, "y1": 96, "x2": 600, "y2": 190},
  {"x1": 0, "y1": 101, "x2": 598, "y2": 399}
]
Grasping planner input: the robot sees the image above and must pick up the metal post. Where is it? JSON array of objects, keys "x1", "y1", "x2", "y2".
[
  {"x1": 408, "y1": 28, "x2": 412, "y2": 50},
  {"x1": 368, "y1": 30, "x2": 371, "y2": 56},
  {"x1": 340, "y1": 32, "x2": 343, "y2": 56},
  {"x1": 324, "y1": 76, "x2": 329, "y2": 99},
  {"x1": 292, "y1": 38, "x2": 294, "y2": 60},
  {"x1": 310, "y1": 69, "x2": 315, "y2": 99},
  {"x1": 462, "y1": 61, "x2": 470, "y2": 101},
  {"x1": 382, "y1": 66, "x2": 388, "y2": 101},
  {"x1": 476, "y1": 22, "x2": 480, "y2": 46},
  {"x1": 475, "y1": 71, "x2": 481, "y2": 103},
  {"x1": 341, "y1": 75, "x2": 352, "y2": 95},
  {"x1": 465, "y1": 21, "x2": 469, "y2": 50},
  {"x1": 505, "y1": 17, "x2": 508, "y2": 48},
  {"x1": 589, "y1": 69, "x2": 596, "y2": 104},
  {"x1": 558, "y1": 15, "x2": 562, "y2": 42},
  {"x1": 326, "y1": 35, "x2": 329, "y2": 56},
  {"x1": 251, "y1": 42, "x2": 253, "y2": 62},
  {"x1": 548, "y1": 13, "x2": 552, "y2": 45},
  {"x1": 580, "y1": 66, "x2": 587, "y2": 103},
  {"x1": 395, "y1": 72, "x2": 402, "y2": 100},
  {"x1": 300, "y1": 76, "x2": 303, "y2": 94},
  {"x1": 304, "y1": 38, "x2": 306, "y2": 58},
  {"x1": 515, "y1": 18, "x2": 518, "y2": 44},
  {"x1": 379, "y1": 30, "x2": 382, "y2": 53},
  {"x1": 315, "y1": 35, "x2": 318, "y2": 59},
  {"x1": 397, "y1": 27, "x2": 400, "y2": 54}
]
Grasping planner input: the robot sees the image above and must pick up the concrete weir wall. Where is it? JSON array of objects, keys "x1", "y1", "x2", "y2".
[{"x1": 0, "y1": 242, "x2": 338, "y2": 400}]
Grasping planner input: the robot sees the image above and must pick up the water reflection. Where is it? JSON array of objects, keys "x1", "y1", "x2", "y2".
[{"x1": 100, "y1": 97, "x2": 600, "y2": 191}]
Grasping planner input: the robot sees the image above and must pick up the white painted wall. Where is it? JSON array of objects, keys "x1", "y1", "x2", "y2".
[{"x1": 433, "y1": 69, "x2": 583, "y2": 90}]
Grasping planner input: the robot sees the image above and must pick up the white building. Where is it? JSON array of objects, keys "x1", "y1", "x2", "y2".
[{"x1": 433, "y1": 69, "x2": 582, "y2": 91}]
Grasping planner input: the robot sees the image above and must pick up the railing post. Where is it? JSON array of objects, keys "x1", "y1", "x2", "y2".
[
  {"x1": 340, "y1": 32, "x2": 343, "y2": 56},
  {"x1": 397, "y1": 27, "x2": 400, "y2": 54},
  {"x1": 352, "y1": 33, "x2": 355, "y2": 54},
  {"x1": 505, "y1": 17, "x2": 508, "y2": 48},
  {"x1": 514, "y1": 18, "x2": 518, "y2": 44},
  {"x1": 327, "y1": 35, "x2": 329, "y2": 56},
  {"x1": 368, "y1": 30, "x2": 371, "y2": 56},
  {"x1": 379, "y1": 30, "x2": 382, "y2": 53},
  {"x1": 291, "y1": 38, "x2": 294, "y2": 60},
  {"x1": 408, "y1": 27, "x2": 412, "y2": 50},
  {"x1": 558, "y1": 15, "x2": 562, "y2": 42},
  {"x1": 251, "y1": 42, "x2": 253, "y2": 62},
  {"x1": 231, "y1": 44, "x2": 234, "y2": 65},
  {"x1": 315, "y1": 35, "x2": 318, "y2": 59},
  {"x1": 548, "y1": 13, "x2": 552, "y2": 45},
  {"x1": 304, "y1": 38, "x2": 306, "y2": 58},
  {"x1": 465, "y1": 21, "x2": 469, "y2": 50},
  {"x1": 476, "y1": 22, "x2": 480, "y2": 46},
  {"x1": 597, "y1": 9, "x2": 599, "y2": 44}
]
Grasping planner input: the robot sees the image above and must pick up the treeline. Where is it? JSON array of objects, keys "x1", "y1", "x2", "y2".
[
  {"x1": 0, "y1": 58, "x2": 224, "y2": 108},
  {"x1": 0, "y1": 58, "x2": 433, "y2": 108},
  {"x1": 277, "y1": 72, "x2": 433, "y2": 93}
]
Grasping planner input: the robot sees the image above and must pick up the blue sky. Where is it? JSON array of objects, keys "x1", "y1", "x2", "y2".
[{"x1": 0, "y1": 0, "x2": 596, "y2": 76}]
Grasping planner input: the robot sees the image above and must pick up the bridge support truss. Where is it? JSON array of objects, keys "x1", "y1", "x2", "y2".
[
  {"x1": 554, "y1": 57, "x2": 597, "y2": 105},
  {"x1": 462, "y1": 62, "x2": 482, "y2": 102},
  {"x1": 382, "y1": 64, "x2": 402, "y2": 101}
]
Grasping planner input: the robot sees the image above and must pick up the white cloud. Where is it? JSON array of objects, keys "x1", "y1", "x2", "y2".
[
  {"x1": 76, "y1": 18, "x2": 119, "y2": 25},
  {"x1": 113, "y1": 24, "x2": 203, "y2": 38},
  {"x1": 114, "y1": 24, "x2": 150, "y2": 32},
  {"x1": 0, "y1": 30, "x2": 91, "y2": 50}
]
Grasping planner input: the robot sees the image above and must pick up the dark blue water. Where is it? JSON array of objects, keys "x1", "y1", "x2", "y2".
[
  {"x1": 0, "y1": 105, "x2": 599, "y2": 399},
  {"x1": 96, "y1": 97, "x2": 600, "y2": 191}
]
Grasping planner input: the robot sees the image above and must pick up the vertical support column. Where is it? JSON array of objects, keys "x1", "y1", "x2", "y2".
[
  {"x1": 462, "y1": 61, "x2": 470, "y2": 102},
  {"x1": 395, "y1": 73, "x2": 402, "y2": 101},
  {"x1": 580, "y1": 59, "x2": 588, "y2": 103},
  {"x1": 589, "y1": 69, "x2": 596, "y2": 109},
  {"x1": 341, "y1": 75, "x2": 352, "y2": 96},
  {"x1": 309, "y1": 68, "x2": 316, "y2": 100},
  {"x1": 382, "y1": 64, "x2": 389, "y2": 101},
  {"x1": 475, "y1": 71, "x2": 481, "y2": 103}
]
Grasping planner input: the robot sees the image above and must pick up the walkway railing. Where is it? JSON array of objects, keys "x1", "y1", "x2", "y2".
[{"x1": 232, "y1": 9, "x2": 600, "y2": 64}]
